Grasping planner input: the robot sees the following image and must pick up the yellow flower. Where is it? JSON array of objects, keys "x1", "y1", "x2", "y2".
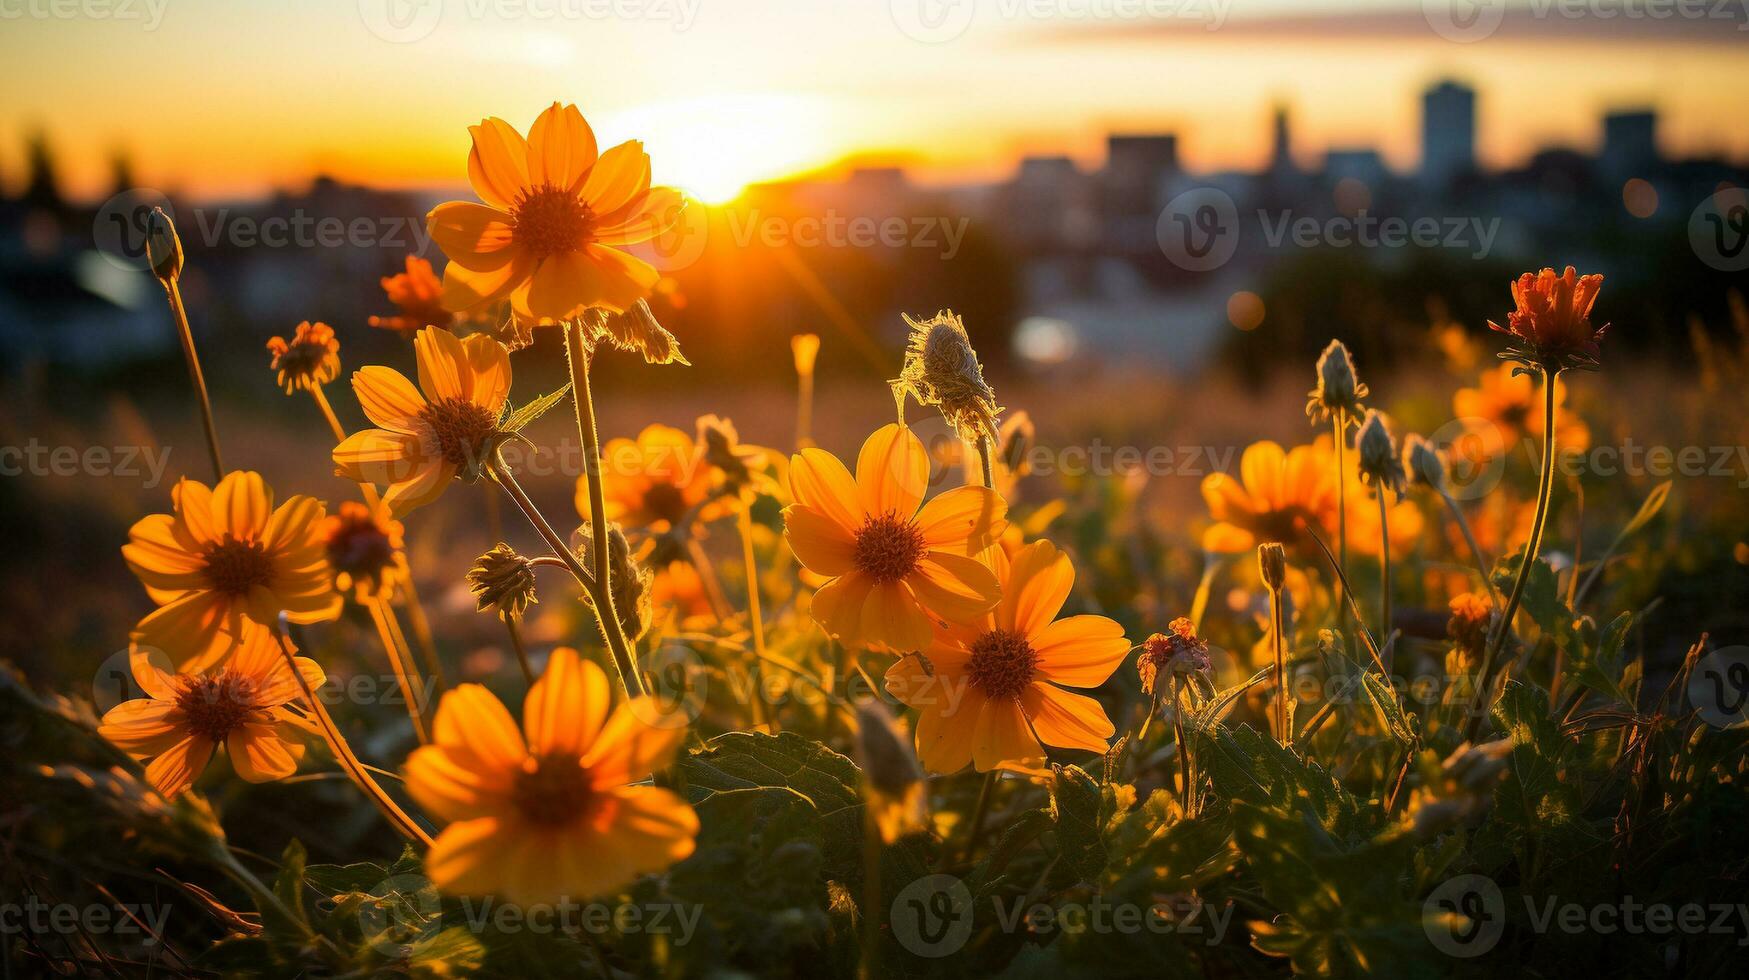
[
  {"x1": 319, "y1": 501, "x2": 406, "y2": 601},
  {"x1": 884, "y1": 540, "x2": 1127, "y2": 772},
  {"x1": 1453, "y1": 363, "x2": 1590, "y2": 460},
  {"x1": 784, "y1": 423, "x2": 1006, "y2": 652},
  {"x1": 1323, "y1": 433, "x2": 1424, "y2": 559},
  {"x1": 403, "y1": 648, "x2": 698, "y2": 905},
  {"x1": 587, "y1": 423, "x2": 721, "y2": 531},
  {"x1": 333, "y1": 327, "x2": 511, "y2": 516},
  {"x1": 369, "y1": 256, "x2": 454, "y2": 337},
  {"x1": 265, "y1": 321, "x2": 341, "y2": 394},
  {"x1": 650, "y1": 559, "x2": 714, "y2": 628},
  {"x1": 428, "y1": 102, "x2": 684, "y2": 322},
  {"x1": 98, "y1": 628, "x2": 325, "y2": 798},
  {"x1": 1199, "y1": 441, "x2": 1336, "y2": 554},
  {"x1": 124, "y1": 471, "x2": 339, "y2": 672}
]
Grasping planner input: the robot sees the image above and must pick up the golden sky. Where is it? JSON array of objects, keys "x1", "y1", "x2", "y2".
[{"x1": 2, "y1": 0, "x2": 1746, "y2": 201}]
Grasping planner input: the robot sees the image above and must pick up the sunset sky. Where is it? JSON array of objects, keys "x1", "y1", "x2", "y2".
[{"x1": 3, "y1": 0, "x2": 1746, "y2": 203}]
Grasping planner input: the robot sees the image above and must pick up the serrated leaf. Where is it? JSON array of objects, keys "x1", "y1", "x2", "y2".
[
  {"x1": 499, "y1": 382, "x2": 572, "y2": 433},
  {"x1": 1188, "y1": 666, "x2": 1273, "y2": 734},
  {"x1": 1050, "y1": 763, "x2": 1107, "y2": 882}
]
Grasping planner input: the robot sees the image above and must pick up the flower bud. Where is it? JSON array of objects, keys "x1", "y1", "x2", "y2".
[
  {"x1": 1355, "y1": 409, "x2": 1406, "y2": 495},
  {"x1": 791, "y1": 332, "x2": 820, "y2": 376},
  {"x1": 1257, "y1": 542, "x2": 1287, "y2": 592},
  {"x1": 1305, "y1": 339, "x2": 1368, "y2": 424},
  {"x1": 467, "y1": 543, "x2": 538, "y2": 621},
  {"x1": 145, "y1": 207, "x2": 183, "y2": 283},
  {"x1": 1403, "y1": 433, "x2": 1447, "y2": 491},
  {"x1": 892, "y1": 310, "x2": 1002, "y2": 446}
]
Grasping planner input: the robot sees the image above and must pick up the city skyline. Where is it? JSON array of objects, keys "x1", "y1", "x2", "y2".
[{"x1": 2, "y1": 0, "x2": 1747, "y2": 202}]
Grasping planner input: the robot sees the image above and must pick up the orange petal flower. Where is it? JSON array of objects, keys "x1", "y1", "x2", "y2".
[
  {"x1": 370, "y1": 256, "x2": 453, "y2": 337},
  {"x1": 124, "y1": 471, "x2": 340, "y2": 672},
  {"x1": 333, "y1": 327, "x2": 511, "y2": 516},
  {"x1": 883, "y1": 540, "x2": 1128, "y2": 773},
  {"x1": 403, "y1": 648, "x2": 698, "y2": 906},
  {"x1": 1453, "y1": 363, "x2": 1590, "y2": 462},
  {"x1": 1487, "y1": 266, "x2": 1609, "y2": 372},
  {"x1": 319, "y1": 500, "x2": 407, "y2": 601},
  {"x1": 427, "y1": 102, "x2": 685, "y2": 322},
  {"x1": 98, "y1": 628, "x2": 325, "y2": 798},
  {"x1": 584, "y1": 423, "x2": 720, "y2": 532},
  {"x1": 265, "y1": 320, "x2": 340, "y2": 394},
  {"x1": 784, "y1": 423, "x2": 1007, "y2": 653},
  {"x1": 1199, "y1": 440, "x2": 1336, "y2": 554}
]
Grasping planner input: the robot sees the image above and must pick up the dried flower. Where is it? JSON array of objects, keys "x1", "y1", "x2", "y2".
[
  {"x1": 1305, "y1": 339, "x2": 1368, "y2": 424},
  {"x1": 1445, "y1": 592, "x2": 1495, "y2": 667},
  {"x1": 467, "y1": 543, "x2": 538, "y2": 621},
  {"x1": 573, "y1": 523, "x2": 654, "y2": 643},
  {"x1": 265, "y1": 321, "x2": 341, "y2": 395},
  {"x1": 585, "y1": 299, "x2": 689, "y2": 366},
  {"x1": 696, "y1": 414, "x2": 773, "y2": 497},
  {"x1": 892, "y1": 310, "x2": 1002, "y2": 447},
  {"x1": 1355, "y1": 410, "x2": 1406, "y2": 496},
  {"x1": 1138, "y1": 617, "x2": 1210, "y2": 699},
  {"x1": 1488, "y1": 266, "x2": 1609, "y2": 373},
  {"x1": 1257, "y1": 541, "x2": 1287, "y2": 592},
  {"x1": 1403, "y1": 433, "x2": 1447, "y2": 491}
]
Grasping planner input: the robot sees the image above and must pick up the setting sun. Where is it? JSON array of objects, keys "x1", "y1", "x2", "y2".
[{"x1": 603, "y1": 93, "x2": 835, "y2": 204}]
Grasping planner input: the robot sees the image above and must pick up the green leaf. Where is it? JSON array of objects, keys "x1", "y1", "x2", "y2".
[
  {"x1": 1187, "y1": 666, "x2": 1273, "y2": 734},
  {"x1": 499, "y1": 382, "x2": 572, "y2": 433},
  {"x1": 1489, "y1": 682, "x2": 1588, "y2": 839},
  {"x1": 1361, "y1": 672, "x2": 1418, "y2": 748},
  {"x1": 1050, "y1": 763, "x2": 1107, "y2": 882},
  {"x1": 1195, "y1": 724, "x2": 1365, "y2": 837},
  {"x1": 270, "y1": 838, "x2": 310, "y2": 931},
  {"x1": 1619, "y1": 479, "x2": 1672, "y2": 538}
]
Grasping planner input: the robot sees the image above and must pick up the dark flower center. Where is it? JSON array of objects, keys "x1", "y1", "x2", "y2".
[
  {"x1": 174, "y1": 672, "x2": 262, "y2": 742},
  {"x1": 203, "y1": 538, "x2": 275, "y2": 596},
  {"x1": 966, "y1": 629, "x2": 1039, "y2": 702},
  {"x1": 419, "y1": 397, "x2": 499, "y2": 468},
  {"x1": 643, "y1": 482, "x2": 689, "y2": 524},
  {"x1": 511, "y1": 754, "x2": 596, "y2": 826},
  {"x1": 277, "y1": 340, "x2": 331, "y2": 377},
  {"x1": 852, "y1": 511, "x2": 927, "y2": 584},
  {"x1": 512, "y1": 185, "x2": 595, "y2": 260},
  {"x1": 326, "y1": 520, "x2": 395, "y2": 582}
]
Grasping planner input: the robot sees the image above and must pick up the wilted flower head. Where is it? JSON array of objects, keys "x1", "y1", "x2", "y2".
[
  {"x1": 467, "y1": 543, "x2": 538, "y2": 621},
  {"x1": 582, "y1": 299, "x2": 689, "y2": 366},
  {"x1": 1488, "y1": 266, "x2": 1609, "y2": 373},
  {"x1": 1403, "y1": 433, "x2": 1447, "y2": 491},
  {"x1": 1138, "y1": 617, "x2": 1211, "y2": 698},
  {"x1": 1355, "y1": 410, "x2": 1406, "y2": 495},
  {"x1": 1446, "y1": 592, "x2": 1495, "y2": 666},
  {"x1": 265, "y1": 321, "x2": 341, "y2": 395},
  {"x1": 892, "y1": 310, "x2": 1002, "y2": 446},
  {"x1": 573, "y1": 523, "x2": 654, "y2": 643},
  {"x1": 1257, "y1": 542, "x2": 1287, "y2": 592},
  {"x1": 853, "y1": 701, "x2": 927, "y2": 843},
  {"x1": 696, "y1": 414, "x2": 773, "y2": 497},
  {"x1": 1305, "y1": 339, "x2": 1368, "y2": 424}
]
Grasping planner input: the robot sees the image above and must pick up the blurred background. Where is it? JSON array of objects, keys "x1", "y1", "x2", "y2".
[{"x1": 3, "y1": 0, "x2": 1748, "y2": 687}]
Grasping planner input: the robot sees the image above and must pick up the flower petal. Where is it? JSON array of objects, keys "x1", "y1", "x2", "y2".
[
  {"x1": 860, "y1": 580, "x2": 935, "y2": 653},
  {"x1": 809, "y1": 571, "x2": 873, "y2": 645},
  {"x1": 144, "y1": 735, "x2": 215, "y2": 798},
  {"x1": 997, "y1": 539, "x2": 1073, "y2": 636},
  {"x1": 1020, "y1": 683, "x2": 1114, "y2": 753},
  {"x1": 1030, "y1": 615, "x2": 1131, "y2": 688},
  {"x1": 405, "y1": 745, "x2": 514, "y2": 823},
  {"x1": 907, "y1": 552, "x2": 1000, "y2": 626},
  {"x1": 971, "y1": 697, "x2": 1042, "y2": 771},
  {"x1": 352, "y1": 366, "x2": 428, "y2": 434},
  {"x1": 382, "y1": 459, "x2": 456, "y2": 517},
  {"x1": 788, "y1": 448, "x2": 865, "y2": 532},
  {"x1": 462, "y1": 333, "x2": 511, "y2": 412},
  {"x1": 914, "y1": 486, "x2": 1006, "y2": 555},
  {"x1": 524, "y1": 648, "x2": 610, "y2": 759},
  {"x1": 441, "y1": 249, "x2": 535, "y2": 312},
  {"x1": 583, "y1": 701, "x2": 688, "y2": 785},
  {"x1": 912, "y1": 683, "x2": 986, "y2": 774},
  {"x1": 855, "y1": 423, "x2": 929, "y2": 519},
  {"x1": 98, "y1": 699, "x2": 185, "y2": 757},
  {"x1": 213, "y1": 471, "x2": 273, "y2": 541},
  {"x1": 228, "y1": 721, "x2": 300, "y2": 782},
  {"x1": 783, "y1": 505, "x2": 856, "y2": 576},
  {"x1": 526, "y1": 102, "x2": 598, "y2": 192},
  {"x1": 334, "y1": 429, "x2": 425, "y2": 488},
  {"x1": 467, "y1": 117, "x2": 531, "y2": 211},
  {"x1": 593, "y1": 187, "x2": 685, "y2": 246},
  {"x1": 432, "y1": 683, "x2": 526, "y2": 771},
  {"x1": 580, "y1": 140, "x2": 652, "y2": 215},
  {"x1": 415, "y1": 326, "x2": 469, "y2": 402},
  {"x1": 603, "y1": 784, "x2": 698, "y2": 870},
  {"x1": 428, "y1": 201, "x2": 518, "y2": 271}
]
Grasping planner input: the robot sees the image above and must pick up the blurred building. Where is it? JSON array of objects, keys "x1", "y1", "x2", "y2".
[{"x1": 1422, "y1": 80, "x2": 1477, "y2": 189}]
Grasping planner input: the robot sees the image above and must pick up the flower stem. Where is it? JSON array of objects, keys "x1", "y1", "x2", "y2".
[
  {"x1": 859, "y1": 805, "x2": 883, "y2": 980},
  {"x1": 957, "y1": 771, "x2": 999, "y2": 864},
  {"x1": 1267, "y1": 583, "x2": 1287, "y2": 745},
  {"x1": 368, "y1": 597, "x2": 429, "y2": 744},
  {"x1": 975, "y1": 433, "x2": 996, "y2": 489},
  {"x1": 737, "y1": 502, "x2": 770, "y2": 729},
  {"x1": 1471, "y1": 367, "x2": 1561, "y2": 735},
  {"x1": 563, "y1": 321, "x2": 646, "y2": 698},
  {"x1": 1377, "y1": 489, "x2": 1393, "y2": 671},
  {"x1": 1332, "y1": 411, "x2": 1348, "y2": 638},
  {"x1": 1171, "y1": 673, "x2": 1193, "y2": 814},
  {"x1": 1439, "y1": 487, "x2": 1499, "y2": 600},
  {"x1": 160, "y1": 277, "x2": 224, "y2": 480},
  {"x1": 270, "y1": 621, "x2": 434, "y2": 847},
  {"x1": 796, "y1": 359, "x2": 815, "y2": 450},
  {"x1": 505, "y1": 616, "x2": 535, "y2": 686}
]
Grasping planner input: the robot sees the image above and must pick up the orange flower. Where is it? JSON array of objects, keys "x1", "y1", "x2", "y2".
[
  {"x1": 884, "y1": 540, "x2": 1128, "y2": 772},
  {"x1": 403, "y1": 648, "x2": 697, "y2": 905},
  {"x1": 1453, "y1": 363, "x2": 1590, "y2": 461},
  {"x1": 587, "y1": 423, "x2": 720, "y2": 531},
  {"x1": 319, "y1": 501, "x2": 406, "y2": 601},
  {"x1": 428, "y1": 102, "x2": 684, "y2": 322},
  {"x1": 370, "y1": 256, "x2": 453, "y2": 337},
  {"x1": 1324, "y1": 434, "x2": 1424, "y2": 559},
  {"x1": 1488, "y1": 266, "x2": 1609, "y2": 371},
  {"x1": 651, "y1": 560, "x2": 714, "y2": 627},
  {"x1": 265, "y1": 321, "x2": 341, "y2": 394},
  {"x1": 124, "y1": 471, "x2": 339, "y2": 672},
  {"x1": 99, "y1": 628, "x2": 325, "y2": 798},
  {"x1": 785, "y1": 424, "x2": 1007, "y2": 652},
  {"x1": 333, "y1": 327, "x2": 510, "y2": 516},
  {"x1": 1200, "y1": 441, "x2": 1336, "y2": 554}
]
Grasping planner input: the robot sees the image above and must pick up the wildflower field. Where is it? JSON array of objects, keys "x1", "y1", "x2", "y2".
[{"x1": 4, "y1": 101, "x2": 1749, "y2": 980}]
